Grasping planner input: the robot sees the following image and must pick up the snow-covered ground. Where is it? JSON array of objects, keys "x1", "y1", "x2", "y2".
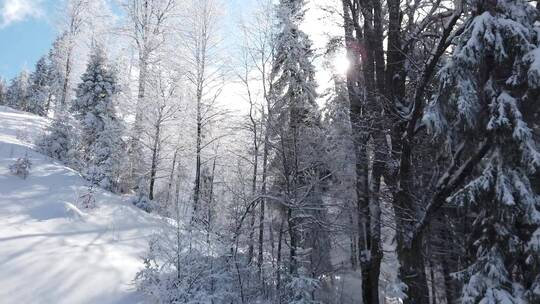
[{"x1": 0, "y1": 106, "x2": 160, "y2": 303}]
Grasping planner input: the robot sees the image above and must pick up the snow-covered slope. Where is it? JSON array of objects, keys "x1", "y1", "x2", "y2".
[{"x1": 0, "y1": 106, "x2": 160, "y2": 304}]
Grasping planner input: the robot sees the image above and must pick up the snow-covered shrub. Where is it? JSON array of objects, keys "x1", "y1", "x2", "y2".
[
  {"x1": 283, "y1": 267, "x2": 320, "y2": 304},
  {"x1": 136, "y1": 224, "x2": 253, "y2": 303},
  {"x1": 132, "y1": 192, "x2": 153, "y2": 213},
  {"x1": 37, "y1": 114, "x2": 79, "y2": 166},
  {"x1": 9, "y1": 155, "x2": 32, "y2": 179},
  {"x1": 78, "y1": 187, "x2": 96, "y2": 209}
]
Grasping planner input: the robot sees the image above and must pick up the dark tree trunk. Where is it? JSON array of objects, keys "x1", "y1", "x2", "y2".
[
  {"x1": 341, "y1": 1, "x2": 381, "y2": 303},
  {"x1": 398, "y1": 232, "x2": 429, "y2": 304},
  {"x1": 149, "y1": 123, "x2": 160, "y2": 200},
  {"x1": 192, "y1": 92, "x2": 202, "y2": 221},
  {"x1": 276, "y1": 218, "x2": 284, "y2": 299},
  {"x1": 287, "y1": 208, "x2": 298, "y2": 276},
  {"x1": 165, "y1": 149, "x2": 178, "y2": 205}
]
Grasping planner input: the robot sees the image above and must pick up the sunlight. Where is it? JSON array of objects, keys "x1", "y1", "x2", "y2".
[{"x1": 333, "y1": 54, "x2": 351, "y2": 75}]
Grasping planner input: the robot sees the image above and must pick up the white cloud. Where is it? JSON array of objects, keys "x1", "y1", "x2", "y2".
[{"x1": 0, "y1": 0, "x2": 44, "y2": 28}]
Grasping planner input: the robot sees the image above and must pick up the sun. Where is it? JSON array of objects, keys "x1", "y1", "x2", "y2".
[{"x1": 333, "y1": 54, "x2": 351, "y2": 75}]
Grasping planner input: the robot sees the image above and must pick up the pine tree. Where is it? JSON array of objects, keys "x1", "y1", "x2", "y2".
[
  {"x1": 6, "y1": 71, "x2": 31, "y2": 111},
  {"x1": 425, "y1": 1, "x2": 540, "y2": 302},
  {"x1": 269, "y1": 0, "x2": 329, "y2": 297},
  {"x1": 28, "y1": 56, "x2": 53, "y2": 116},
  {"x1": 71, "y1": 44, "x2": 124, "y2": 191}
]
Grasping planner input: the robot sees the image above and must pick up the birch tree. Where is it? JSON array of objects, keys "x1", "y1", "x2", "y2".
[
  {"x1": 180, "y1": 0, "x2": 226, "y2": 222},
  {"x1": 120, "y1": 0, "x2": 178, "y2": 190}
]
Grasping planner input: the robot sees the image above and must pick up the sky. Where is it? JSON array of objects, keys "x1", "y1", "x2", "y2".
[
  {"x1": 0, "y1": 0, "x2": 56, "y2": 80},
  {"x1": 0, "y1": 0, "x2": 258, "y2": 81},
  {"x1": 0, "y1": 0, "x2": 343, "y2": 84}
]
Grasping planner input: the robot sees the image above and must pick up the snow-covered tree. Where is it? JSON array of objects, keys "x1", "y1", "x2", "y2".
[
  {"x1": 71, "y1": 44, "x2": 124, "y2": 191},
  {"x1": 37, "y1": 113, "x2": 78, "y2": 165},
  {"x1": 0, "y1": 78, "x2": 7, "y2": 106},
  {"x1": 120, "y1": 0, "x2": 178, "y2": 192},
  {"x1": 56, "y1": 0, "x2": 90, "y2": 111},
  {"x1": 425, "y1": 1, "x2": 540, "y2": 302},
  {"x1": 28, "y1": 56, "x2": 53, "y2": 116},
  {"x1": 268, "y1": 0, "x2": 330, "y2": 298},
  {"x1": 6, "y1": 70, "x2": 31, "y2": 111}
]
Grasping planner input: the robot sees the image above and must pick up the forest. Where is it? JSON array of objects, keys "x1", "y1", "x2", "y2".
[{"x1": 1, "y1": 0, "x2": 540, "y2": 303}]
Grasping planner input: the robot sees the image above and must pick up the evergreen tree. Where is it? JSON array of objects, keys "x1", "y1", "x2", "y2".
[
  {"x1": 269, "y1": 0, "x2": 330, "y2": 298},
  {"x1": 0, "y1": 78, "x2": 6, "y2": 106},
  {"x1": 38, "y1": 113, "x2": 78, "y2": 165},
  {"x1": 6, "y1": 71, "x2": 31, "y2": 111},
  {"x1": 425, "y1": 1, "x2": 540, "y2": 302},
  {"x1": 28, "y1": 56, "x2": 53, "y2": 116},
  {"x1": 71, "y1": 44, "x2": 124, "y2": 191}
]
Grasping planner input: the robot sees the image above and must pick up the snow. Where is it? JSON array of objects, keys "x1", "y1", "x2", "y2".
[{"x1": 0, "y1": 106, "x2": 161, "y2": 303}]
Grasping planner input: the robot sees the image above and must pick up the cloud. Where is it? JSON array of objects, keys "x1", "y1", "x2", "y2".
[{"x1": 0, "y1": 0, "x2": 44, "y2": 28}]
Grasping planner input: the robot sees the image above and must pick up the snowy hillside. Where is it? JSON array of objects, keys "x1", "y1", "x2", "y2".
[{"x1": 0, "y1": 106, "x2": 161, "y2": 304}]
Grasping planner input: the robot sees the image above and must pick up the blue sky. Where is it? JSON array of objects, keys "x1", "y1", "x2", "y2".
[
  {"x1": 0, "y1": 0, "x2": 56, "y2": 80},
  {"x1": 0, "y1": 0, "x2": 254, "y2": 81}
]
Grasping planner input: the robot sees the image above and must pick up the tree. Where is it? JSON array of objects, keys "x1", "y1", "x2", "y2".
[
  {"x1": 340, "y1": 0, "x2": 464, "y2": 302},
  {"x1": 37, "y1": 113, "x2": 78, "y2": 166},
  {"x1": 6, "y1": 71, "x2": 31, "y2": 111},
  {"x1": 181, "y1": 0, "x2": 226, "y2": 223},
  {"x1": 56, "y1": 0, "x2": 90, "y2": 111},
  {"x1": 268, "y1": 0, "x2": 330, "y2": 300},
  {"x1": 28, "y1": 56, "x2": 53, "y2": 116},
  {"x1": 235, "y1": 0, "x2": 276, "y2": 279},
  {"x1": 0, "y1": 78, "x2": 7, "y2": 106},
  {"x1": 71, "y1": 44, "x2": 124, "y2": 191},
  {"x1": 120, "y1": 0, "x2": 178, "y2": 191},
  {"x1": 142, "y1": 69, "x2": 182, "y2": 201},
  {"x1": 425, "y1": 1, "x2": 540, "y2": 302}
]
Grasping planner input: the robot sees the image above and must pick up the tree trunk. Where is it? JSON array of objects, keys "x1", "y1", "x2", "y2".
[
  {"x1": 287, "y1": 208, "x2": 298, "y2": 276},
  {"x1": 192, "y1": 90, "x2": 202, "y2": 221},
  {"x1": 59, "y1": 47, "x2": 73, "y2": 111},
  {"x1": 206, "y1": 157, "x2": 216, "y2": 242},
  {"x1": 276, "y1": 218, "x2": 284, "y2": 300},
  {"x1": 148, "y1": 123, "x2": 160, "y2": 200},
  {"x1": 441, "y1": 259, "x2": 455, "y2": 304},
  {"x1": 398, "y1": 228, "x2": 429, "y2": 304},
  {"x1": 165, "y1": 149, "x2": 178, "y2": 205},
  {"x1": 128, "y1": 53, "x2": 148, "y2": 190}
]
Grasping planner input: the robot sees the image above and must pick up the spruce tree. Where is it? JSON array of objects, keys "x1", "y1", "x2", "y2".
[
  {"x1": 71, "y1": 44, "x2": 124, "y2": 191},
  {"x1": 269, "y1": 0, "x2": 330, "y2": 299},
  {"x1": 6, "y1": 71, "x2": 31, "y2": 111},
  {"x1": 38, "y1": 114, "x2": 78, "y2": 165},
  {"x1": 28, "y1": 56, "x2": 53, "y2": 116},
  {"x1": 425, "y1": 1, "x2": 540, "y2": 302}
]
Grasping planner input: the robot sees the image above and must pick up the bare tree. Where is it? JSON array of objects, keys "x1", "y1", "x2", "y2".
[
  {"x1": 235, "y1": 0, "x2": 276, "y2": 281},
  {"x1": 142, "y1": 69, "x2": 182, "y2": 201},
  {"x1": 55, "y1": 0, "x2": 90, "y2": 111},
  {"x1": 119, "y1": 0, "x2": 177, "y2": 188},
  {"x1": 341, "y1": 0, "x2": 463, "y2": 303},
  {"x1": 180, "y1": 0, "x2": 226, "y2": 221}
]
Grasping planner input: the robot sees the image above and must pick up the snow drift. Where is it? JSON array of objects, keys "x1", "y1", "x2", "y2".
[{"x1": 0, "y1": 106, "x2": 161, "y2": 304}]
